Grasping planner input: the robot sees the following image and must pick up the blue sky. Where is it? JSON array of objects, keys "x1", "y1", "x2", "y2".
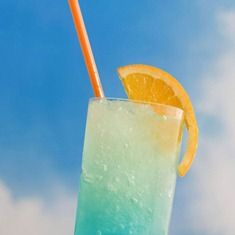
[{"x1": 1, "y1": 0, "x2": 235, "y2": 234}]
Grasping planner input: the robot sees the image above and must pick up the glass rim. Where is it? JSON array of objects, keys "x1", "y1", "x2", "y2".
[{"x1": 89, "y1": 97, "x2": 184, "y2": 119}]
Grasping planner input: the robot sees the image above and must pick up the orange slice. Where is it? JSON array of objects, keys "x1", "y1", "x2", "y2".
[{"x1": 117, "y1": 64, "x2": 198, "y2": 177}]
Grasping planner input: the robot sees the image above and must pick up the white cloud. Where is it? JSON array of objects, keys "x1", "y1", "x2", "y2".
[
  {"x1": 0, "y1": 180, "x2": 76, "y2": 235},
  {"x1": 218, "y1": 10, "x2": 235, "y2": 41},
  {"x1": 176, "y1": 9, "x2": 235, "y2": 235}
]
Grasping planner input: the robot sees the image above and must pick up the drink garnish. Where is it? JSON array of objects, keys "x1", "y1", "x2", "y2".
[{"x1": 118, "y1": 64, "x2": 198, "y2": 176}]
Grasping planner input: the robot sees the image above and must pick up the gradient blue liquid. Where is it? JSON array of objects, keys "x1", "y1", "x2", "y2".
[{"x1": 75, "y1": 99, "x2": 183, "y2": 235}]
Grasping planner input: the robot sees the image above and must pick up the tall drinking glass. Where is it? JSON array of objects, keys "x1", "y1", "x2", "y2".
[{"x1": 75, "y1": 98, "x2": 184, "y2": 235}]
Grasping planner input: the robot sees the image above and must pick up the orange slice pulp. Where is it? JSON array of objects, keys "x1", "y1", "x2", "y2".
[{"x1": 117, "y1": 64, "x2": 198, "y2": 177}]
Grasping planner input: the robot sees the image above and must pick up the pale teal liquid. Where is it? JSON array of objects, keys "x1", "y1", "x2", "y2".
[{"x1": 75, "y1": 99, "x2": 183, "y2": 235}]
